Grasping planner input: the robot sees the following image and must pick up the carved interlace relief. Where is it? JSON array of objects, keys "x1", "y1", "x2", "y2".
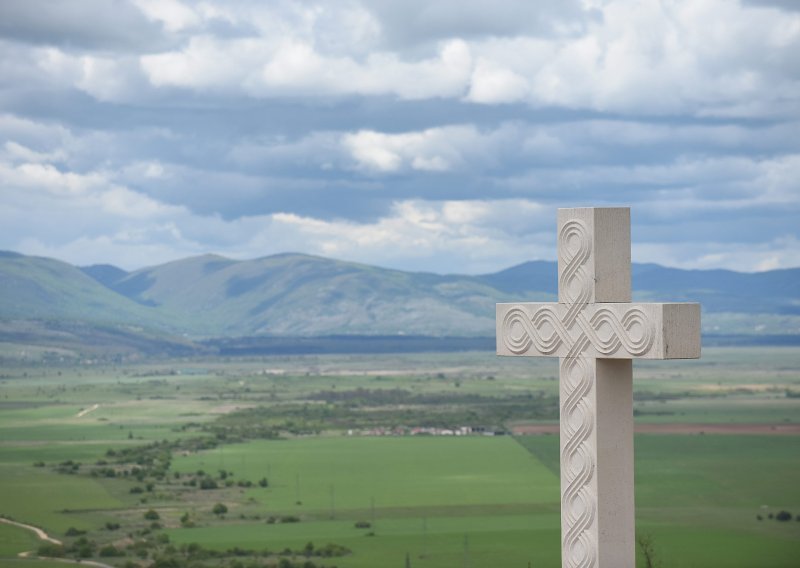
[
  {"x1": 501, "y1": 220, "x2": 654, "y2": 568},
  {"x1": 496, "y1": 209, "x2": 700, "y2": 568},
  {"x1": 500, "y1": 220, "x2": 655, "y2": 358}
]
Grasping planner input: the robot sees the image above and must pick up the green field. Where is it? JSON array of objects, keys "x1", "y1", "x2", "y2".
[
  {"x1": 0, "y1": 522, "x2": 40, "y2": 556},
  {"x1": 161, "y1": 435, "x2": 800, "y2": 567},
  {"x1": 171, "y1": 437, "x2": 559, "y2": 510},
  {"x1": 0, "y1": 347, "x2": 798, "y2": 566}
]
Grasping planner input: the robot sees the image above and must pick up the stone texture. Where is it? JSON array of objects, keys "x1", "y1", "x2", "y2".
[{"x1": 496, "y1": 207, "x2": 701, "y2": 568}]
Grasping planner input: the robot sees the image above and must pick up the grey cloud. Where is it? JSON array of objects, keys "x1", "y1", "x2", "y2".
[
  {"x1": 742, "y1": 0, "x2": 800, "y2": 11},
  {"x1": 0, "y1": 1, "x2": 798, "y2": 272},
  {"x1": 364, "y1": 0, "x2": 594, "y2": 51},
  {"x1": 0, "y1": 0, "x2": 167, "y2": 51}
]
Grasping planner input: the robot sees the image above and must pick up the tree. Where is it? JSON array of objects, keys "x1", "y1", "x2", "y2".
[
  {"x1": 212, "y1": 502, "x2": 228, "y2": 517},
  {"x1": 637, "y1": 533, "x2": 661, "y2": 568},
  {"x1": 144, "y1": 509, "x2": 160, "y2": 521}
]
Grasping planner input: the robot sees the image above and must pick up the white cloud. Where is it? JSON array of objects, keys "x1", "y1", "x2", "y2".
[
  {"x1": 240, "y1": 198, "x2": 554, "y2": 273},
  {"x1": 14, "y1": 0, "x2": 798, "y2": 117},
  {"x1": 2, "y1": 142, "x2": 798, "y2": 272},
  {"x1": 0, "y1": 158, "x2": 182, "y2": 220},
  {"x1": 141, "y1": 35, "x2": 473, "y2": 99},
  {"x1": 133, "y1": 0, "x2": 200, "y2": 32},
  {"x1": 34, "y1": 47, "x2": 147, "y2": 103},
  {"x1": 633, "y1": 235, "x2": 800, "y2": 272},
  {"x1": 3, "y1": 141, "x2": 66, "y2": 164},
  {"x1": 467, "y1": 58, "x2": 530, "y2": 104},
  {"x1": 521, "y1": 0, "x2": 799, "y2": 115},
  {"x1": 343, "y1": 125, "x2": 490, "y2": 173},
  {"x1": 141, "y1": 35, "x2": 274, "y2": 91},
  {"x1": 1, "y1": 2, "x2": 799, "y2": 275}
]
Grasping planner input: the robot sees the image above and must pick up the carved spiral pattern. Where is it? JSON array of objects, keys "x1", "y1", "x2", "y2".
[
  {"x1": 501, "y1": 305, "x2": 654, "y2": 357},
  {"x1": 559, "y1": 219, "x2": 596, "y2": 568},
  {"x1": 502, "y1": 307, "x2": 535, "y2": 354},
  {"x1": 586, "y1": 307, "x2": 653, "y2": 356},
  {"x1": 561, "y1": 352, "x2": 596, "y2": 568},
  {"x1": 501, "y1": 215, "x2": 651, "y2": 568},
  {"x1": 558, "y1": 220, "x2": 591, "y2": 327}
]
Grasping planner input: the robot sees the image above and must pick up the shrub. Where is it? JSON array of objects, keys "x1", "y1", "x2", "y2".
[
  {"x1": 37, "y1": 543, "x2": 65, "y2": 557},
  {"x1": 776, "y1": 510, "x2": 792, "y2": 522},
  {"x1": 143, "y1": 509, "x2": 160, "y2": 521},
  {"x1": 212, "y1": 503, "x2": 228, "y2": 516},
  {"x1": 99, "y1": 544, "x2": 124, "y2": 557},
  {"x1": 354, "y1": 521, "x2": 371, "y2": 529},
  {"x1": 200, "y1": 478, "x2": 218, "y2": 490},
  {"x1": 318, "y1": 542, "x2": 351, "y2": 557},
  {"x1": 150, "y1": 556, "x2": 182, "y2": 568},
  {"x1": 65, "y1": 527, "x2": 86, "y2": 537}
]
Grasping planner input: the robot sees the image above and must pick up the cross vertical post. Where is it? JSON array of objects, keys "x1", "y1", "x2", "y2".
[{"x1": 496, "y1": 207, "x2": 700, "y2": 568}]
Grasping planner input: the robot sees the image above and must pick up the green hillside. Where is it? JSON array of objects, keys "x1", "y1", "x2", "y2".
[
  {"x1": 110, "y1": 253, "x2": 527, "y2": 337},
  {"x1": 1, "y1": 250, "x2": 798, "y2": 342},
  {"x1": 0, "y1": 251, "x2": 168, "y2": 328}
]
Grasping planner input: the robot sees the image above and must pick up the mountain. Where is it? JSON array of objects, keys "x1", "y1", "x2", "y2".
[
  {"x1": 0, "y1": 251, "x2": 172, "y2": 329},
  {"x1": 103, "y1": 253, "x2": 515, "y2": 336},
  {"x1": 483, "y1": 260, "x2": 800, "y2": 316},
  {"x1": 80, "y1": 264, "x2": 128, "y2": 288},
  {"x1": 1, "y1": 250, "x2": 798, "y2": 342}
]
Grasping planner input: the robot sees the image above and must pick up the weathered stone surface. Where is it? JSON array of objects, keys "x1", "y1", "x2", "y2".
[{"x1": 496, "y1": 207, "x2": 701, "y2": 568}]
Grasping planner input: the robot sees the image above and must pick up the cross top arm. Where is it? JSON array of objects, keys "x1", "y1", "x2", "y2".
[{"x1": 496, "y1": 207, "x2": 701, "y2": 362}]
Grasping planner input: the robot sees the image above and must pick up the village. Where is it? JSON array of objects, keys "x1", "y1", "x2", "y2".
[{"x1": 347, "y1": 425, "x2": 507, "y2": 437}]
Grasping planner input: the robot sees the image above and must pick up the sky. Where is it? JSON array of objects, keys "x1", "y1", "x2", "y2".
[{"x1": 0, "y1": 0, "x2": 798, "y2": 274}]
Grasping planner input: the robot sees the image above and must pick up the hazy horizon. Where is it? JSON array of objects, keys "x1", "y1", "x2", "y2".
[{"x1": 5, "y1": 246, "x2": 799, "y2": 277}]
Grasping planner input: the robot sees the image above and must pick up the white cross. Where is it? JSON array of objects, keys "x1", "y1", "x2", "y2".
[{"x1": 497, "y1": 207, "x2": 700, "y2": 568}]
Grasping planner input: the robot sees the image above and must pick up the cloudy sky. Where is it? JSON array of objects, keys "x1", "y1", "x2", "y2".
[{"x1": 0, "y1": 0, "x2": 798, "y2": 274}]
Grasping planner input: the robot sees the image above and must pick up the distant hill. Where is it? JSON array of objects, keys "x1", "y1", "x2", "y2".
[
  {"x1": 0, "y1": 251, "x2": 173, "y2": 329},
  {"x1": 102, "y1": 253, "x2": 512, "y2": 336},
  {"x1": 80, "y1": 264, "x2": 128, "y2": 289},
  {"x1": 1, "y1": 250, "x2": 798, "y2": 343},
  {"x1": 482, "y1": 260, "x2": 800, "y2": 315}
]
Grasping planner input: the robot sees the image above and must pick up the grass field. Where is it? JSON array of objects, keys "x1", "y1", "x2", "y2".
[
  {"x1": 171, "y1": 437, "x2": 560, "y2": 511},
  {"x1": 0, "y1": 347, "x2": 798, "y2": 566},
  {"x1": 0, "y1": 522, "x2": 40, "y2": 556},
  {"x1": 163, "y1": 434, "x2": 800, "y2": 567}
]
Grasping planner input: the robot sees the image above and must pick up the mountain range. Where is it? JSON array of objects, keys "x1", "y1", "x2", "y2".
[{"x1": 0, "y1": 250, "x2": 798, "y2": 349}]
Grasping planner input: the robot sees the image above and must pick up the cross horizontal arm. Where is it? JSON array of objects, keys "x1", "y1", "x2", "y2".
[{"x1": 497, "y1": 302, "x2": 700, "y2": 360}]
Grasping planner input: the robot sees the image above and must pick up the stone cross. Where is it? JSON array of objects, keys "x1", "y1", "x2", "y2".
[{"x1": 496, "y1": 207, "x2": 700, "y2": 568}]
